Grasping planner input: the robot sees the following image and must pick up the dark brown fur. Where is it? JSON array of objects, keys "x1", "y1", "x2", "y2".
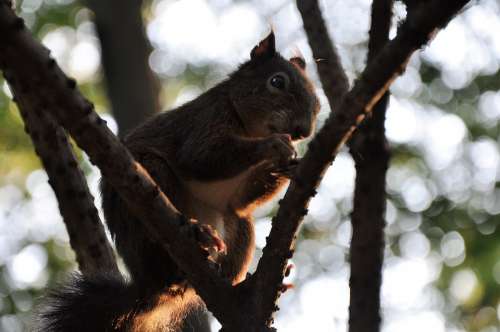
[{"x1": 37, "y1": 32, "x2": 319, "y2": 332}]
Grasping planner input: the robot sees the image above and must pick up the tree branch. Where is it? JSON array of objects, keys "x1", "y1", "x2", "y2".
[
  {"x1": 0, "y1": 0, "x2": 472, "y2": 330},
  {"x1": 0, "y1": 3, "x2": 238, "y2": 326},
  {"x1": 296, "y1": 0, "x2": 349, "y2": 111},
  {"x1": 252, "y1": 0, "x2": 470, "y2": 325},
  {"x1": 12, "y1": 94, "x2": 119, "y2": 276},
  {"x1": 348, "y1": 1, "x2": 394, "y2": 331},
  {"x1": 80, "y1": 1, "x2": 211, "y2": 330}
]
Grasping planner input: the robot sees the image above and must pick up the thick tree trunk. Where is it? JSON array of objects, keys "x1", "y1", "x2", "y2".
[{"x1": 85, "y1": 0, "x2": 160, "y2": 136}]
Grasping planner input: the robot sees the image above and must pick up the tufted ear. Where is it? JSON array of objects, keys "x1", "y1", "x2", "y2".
[
  {"x1": 290, "y1": 56, "x2": 306, "y2": 70},
  {"x1": 250, "y1": 31, "x2": 276, "y2": 60}
]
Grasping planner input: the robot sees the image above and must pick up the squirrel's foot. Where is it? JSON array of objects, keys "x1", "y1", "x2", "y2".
[{"x1": 188, "y1": 219, "x2": 227, "y2": 258}]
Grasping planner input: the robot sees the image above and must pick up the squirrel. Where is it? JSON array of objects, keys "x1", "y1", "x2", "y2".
[{"x1": 35, "y1": 31, "x2": 319, "y2": 332}]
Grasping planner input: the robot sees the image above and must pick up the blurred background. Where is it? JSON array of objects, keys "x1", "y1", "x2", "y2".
[{"x1": 1, "y1": 0, "x2": 500, "y2": 331}]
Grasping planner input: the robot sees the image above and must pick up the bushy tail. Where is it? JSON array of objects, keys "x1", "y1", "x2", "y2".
[
  {"x1": 34, "y1": 273, "x2": 137, "y2": 332},
  {"x1": 34, "y1": 273, "x2": 201, "y2": 332}
]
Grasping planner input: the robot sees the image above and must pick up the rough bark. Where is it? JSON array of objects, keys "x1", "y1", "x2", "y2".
[
  {"x1": 0, "y1": 0, "x2": 471, "y2": 330},
  {"x1": 348, "y1": 1, "x2": 393, "y2": 331},
  {"x1": 12, "y1": 93, "x2": 119, "y2": 276},
  {"x1": 0, "y1": 3, "x2": 235, "y2": 325},
  {"x1": 84, "y1": 0, "x2": 160, "y2": 136},
  {"x1": 252, "y1": 0, "x2": 470, "y2": 326}
]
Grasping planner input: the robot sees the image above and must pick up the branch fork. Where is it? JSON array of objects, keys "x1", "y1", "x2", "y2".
[{"x1": 0, "y1": 0, "x2": 471, "y2": 329}]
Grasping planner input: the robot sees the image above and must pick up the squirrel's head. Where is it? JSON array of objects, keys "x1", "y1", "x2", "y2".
[{"x1": 229, "y1": 31, "x2": 320, "y2": 141}]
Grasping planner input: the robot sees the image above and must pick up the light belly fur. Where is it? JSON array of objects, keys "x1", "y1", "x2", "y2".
[
  {"x1": 184, "y1": 168, "x2": 253, "y2": 212},
  {"x1": 184, "y1": 168, "x2": 254, "y2": 241}
]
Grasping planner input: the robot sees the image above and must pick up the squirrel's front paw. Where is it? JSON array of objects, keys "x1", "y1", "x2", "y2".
[
  {"x1": 266, "y1": 133, "x2": 297, "y2": 167},
  {"x1": 188, "y1": 219, "x2": 227, "y2": 258},
  {"x1": 273, "y1": 158, "x2": 300, "y2": 178}
]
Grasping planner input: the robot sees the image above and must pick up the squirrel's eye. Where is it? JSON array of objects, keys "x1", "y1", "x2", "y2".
[
  {"x1": 267, "y1": 72, "x2": 289, "y2": 93},
  {"x1": 270, "y1": 75, "x2": 286, "y2": 89}
]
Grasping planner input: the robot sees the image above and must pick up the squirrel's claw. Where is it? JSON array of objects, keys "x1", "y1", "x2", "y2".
[{"x1": 168, "y1": 280, "x2": 190, "y2": 296}]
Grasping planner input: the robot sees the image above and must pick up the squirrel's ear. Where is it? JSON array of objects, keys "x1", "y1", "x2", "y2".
[
  {"x1": 251, "y1": 31, "x2": 276, "y2": 60},
  {"x1": 290, "y1": 56, "x2": 306, "y2": 70}
]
